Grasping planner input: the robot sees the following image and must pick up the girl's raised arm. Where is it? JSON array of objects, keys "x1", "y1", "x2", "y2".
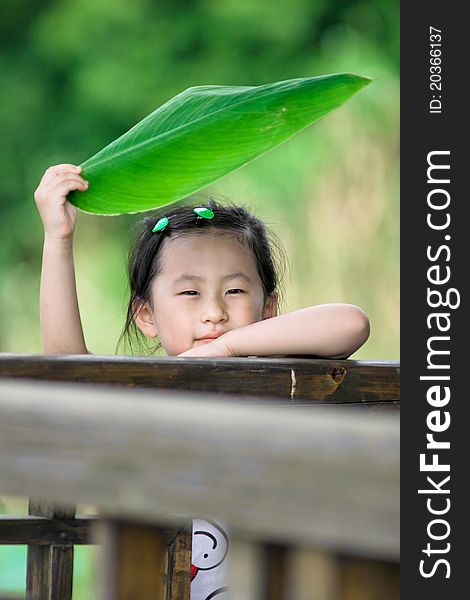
[
  {"x1": 34, "y1": 164, "x2": 90, "y2": 354},
  {"x1": 179, "y1": 303, "x2": 370, "y2": 359}
]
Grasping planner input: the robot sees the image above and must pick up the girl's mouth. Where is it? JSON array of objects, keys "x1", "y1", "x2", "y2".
[{"x1": 195, "y1": 332, "x2": 223, "y2": 344}]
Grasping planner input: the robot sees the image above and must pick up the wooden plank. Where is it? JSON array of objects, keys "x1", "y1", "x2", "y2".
[
  {"x1": 92, "y1": 520, "x2": 165, "y2": 600},
  {"x1": 26, "y1": 499, "x2": 75, "y2": 600},
  {"x1": 0, "y1": 516, "x2": 91, "y2": 545},
  {"x1": 0, "y1": 354, "x2": 400, "y2": 404},
  {"x1": 0, "y1": 379, "x2": 399, "y2": 559}
]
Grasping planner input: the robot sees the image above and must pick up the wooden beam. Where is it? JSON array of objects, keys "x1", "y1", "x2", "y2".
[
  {"x1": 0, "y1": 378, "x2": 399, "y2": 559},
  {"x1": 0, "y1": 516, "x2": 91, "y2": 545},
  {"x1": 0, "y1": 354, "x2": 400, "y2": 405}
]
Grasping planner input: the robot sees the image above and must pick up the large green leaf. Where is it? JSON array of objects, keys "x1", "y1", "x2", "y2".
[{"x1": 69, "y1": 73, "x2": 372, "y2": 215}]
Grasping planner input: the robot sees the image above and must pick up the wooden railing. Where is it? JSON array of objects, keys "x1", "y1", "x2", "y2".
[{"x1": 0, "y1": 355, "x2": 400, "y2": 599}]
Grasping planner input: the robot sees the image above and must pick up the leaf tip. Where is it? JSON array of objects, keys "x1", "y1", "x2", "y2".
[{"x1": 360, "y1": 74, "x2": 378, "y2": 86}]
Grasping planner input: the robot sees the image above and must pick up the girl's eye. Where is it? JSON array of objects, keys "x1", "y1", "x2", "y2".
[
  {"x1": 180, "y1": 290, "x2": 199, "y2": 296},
  {"x1": 226, "y1": 288, "x2": 244, "y2": 295}
]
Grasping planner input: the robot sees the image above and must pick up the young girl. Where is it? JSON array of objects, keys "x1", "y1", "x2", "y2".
[{"x1": 34, "y1": 163, "x2": 370, "y2": 599}]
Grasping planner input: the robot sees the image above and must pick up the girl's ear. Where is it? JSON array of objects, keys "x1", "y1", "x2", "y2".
[
  {"x1": 262, "y1": 292, "x2": 278, "y2": 320},
  {"x1": 133, "y1": 299, "x2": 158, "y2": 338}
]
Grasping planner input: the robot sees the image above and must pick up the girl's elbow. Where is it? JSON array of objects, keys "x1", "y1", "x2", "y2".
[
  {"x1": 324, "y1": 305, "x2": 370, "y2": 359},
  {"x1": 349, "y1": 305, "x2": 370, "y2": 348}
]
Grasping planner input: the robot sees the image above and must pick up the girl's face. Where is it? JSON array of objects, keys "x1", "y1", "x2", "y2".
[{"x1": 135, "y1": 232, "x2": 277, "y2": 355}]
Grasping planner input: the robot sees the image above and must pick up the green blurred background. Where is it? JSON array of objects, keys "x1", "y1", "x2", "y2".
[{"x1": 1, "y1": 0, "x2": 399, "y2": 596}]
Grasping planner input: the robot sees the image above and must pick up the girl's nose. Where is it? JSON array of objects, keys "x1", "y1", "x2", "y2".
[{"x1": 201, "y1": 299, "x2": 228, "y2": 324}]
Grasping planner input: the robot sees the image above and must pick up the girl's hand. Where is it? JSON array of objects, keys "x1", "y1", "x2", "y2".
[
  {"x1": 34, "y1": 164, "x2": 88, "y2": 240},
  {"x1": 177, "y1": 335, "x2": 236, "y2": 358}
]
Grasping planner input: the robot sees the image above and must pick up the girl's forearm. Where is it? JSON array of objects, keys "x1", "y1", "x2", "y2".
[
  {"x1": 226, "y1": 304, "x2": 370, "y2": 358},
  {"x1": 40, "y1": 237, "x2": 88, "y2": 354}
]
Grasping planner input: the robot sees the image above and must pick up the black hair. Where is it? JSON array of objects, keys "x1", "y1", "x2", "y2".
[{"x1": 116, "y1": 197, "x2": 287, "y2": 355}]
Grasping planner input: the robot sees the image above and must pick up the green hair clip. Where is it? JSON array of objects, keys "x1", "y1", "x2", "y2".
[
  {"x1": 152, "y1": 216, "x2": 169, "y2": 232},
  {"x1": 194, "y1": 207, "x2": 214, "y2": 220}
]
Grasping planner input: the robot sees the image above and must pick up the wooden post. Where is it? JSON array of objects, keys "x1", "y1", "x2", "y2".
[
  {"x1": 165, "y1": 526, "x2": 192, "y2": 600},
  {"x1": 230, "y1": 541, "x2": 264, "y2": 600},
  {"x1": 261, "y1": 543, "x2": 289, "y2": 600},
  {"x1": 285, "y1": 549, "x2": 339, "y2": 600},
  {"x1": 339, "y1": 557, "x2": 400, "y2": 600},
  {"x1": 93, "y1": 519, "x2": 167, "y2": 600},
  {"x1": 26, "y1": 498, "x2": 75, "y2": 600}
]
